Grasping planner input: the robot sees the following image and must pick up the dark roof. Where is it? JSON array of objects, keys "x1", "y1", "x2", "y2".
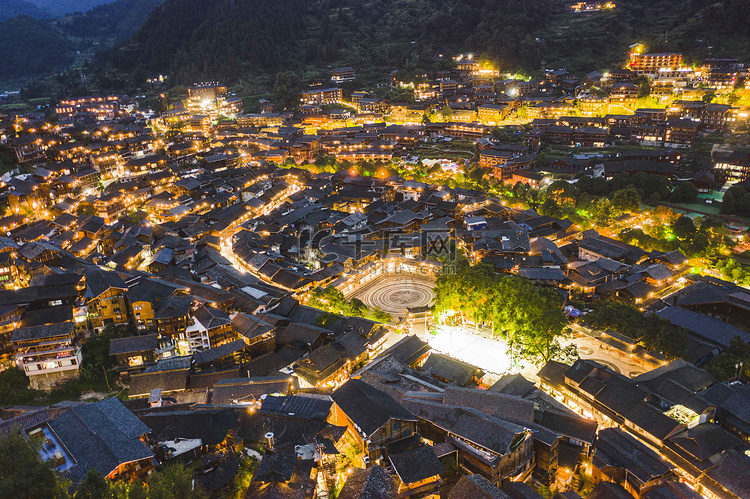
[
  {"x1": 129, "y1": 358, "x2": 191, "y2": 397},
  {"x1": 212, "y1": 376, "x2": 292, "y2": 405},
  {"x1": 388, "y1": 444, "x2": 445, "y2": 485},
  {"x1": 536, "y1": 410, "x2": 597, "y2": 444},
  {"x1": 537, "y1": 360, "x2": 569, "y2": 388},
  {"x1": 585, "y1": 481, "x2": 633, "y2": 499},
  {"x1": 260, "y1": 395, "x2": 332, "y2": 421},
  {"x1": 443, "y1": 386, "x2": 535, "y2": 423},
  {"x1": 109, "y1": 333, "x2": 159, "y2": 356},
  {"x1": 641, "y1": 481, "x2": 703, "y2": 499},
  {"x1": 154, "y1": 294, "x2": 193, "y2": 319},
  {"x1": 499, "y1": 482, "x2": 545, "y2": 499},
  {"x1": 330, "y1": 379, "x2": 416, "y2": 437},
  {"x1": 85, "y1": 267, "x2": 127, "y2": 298},
  {"x1": 232, "y1": 312, "x2": 275, "y2": 342},
  {"x1": 402, "y1": 399, "x2": 527, "y2": 457},
  {"x1": 254, "y1": 452, "x2": 297, "y2": 483},
  {"x1": 192, "y1": 339, "x2": 247, "y2": 365},
  {"x1": 449, "y1": 475, "x2": 511, "y2": 499},
  {"x1": 379, "y1": 335, "x2": 430, "y2": 366},
  {"x1": 48, "y1": 398, "x2": 153, "y2": 478},
  {"x1": 422, "y1": 353, "x2": 484, "y2": 386},
  {"x1": 664, "y1": 423, "x2": 748, "y2": 477},
  {"x1": 192, "y1": 304, "x2": 232, "y2": 330},
  {"x1": 244, "y1": 351, "x2": 290, "y2": 378},
  {"x1": 593, "y1": 428, "x2": 671, "y2": 484},
  {"x1": 338, "y1": 465, "x2": 397, "y2": 499},
  {"x1": 11, "y1": 321, "x2": 74, "y2": 342},
  {"x1": 700, "y1": 382, "x2": 750, "y2": 437},
  {"x1": 656, "y1": 306, "x2": 750, "y2": 347},
  {"x1": 276, "y1": 322, "x2": 328, "y2": 349},
  {"x1": 138, "y1": 409, "x2": 238, "y2": 446},
  {"x1": 488, "y1": 374, "x2": 536, "y2": 398},
  {"x1": 700, "y1": 451, "x2": 750, "y2": 499}
]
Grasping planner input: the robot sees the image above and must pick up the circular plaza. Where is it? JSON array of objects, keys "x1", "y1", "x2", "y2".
[{"x1": 350, "y1": 274, "x2": 436, "y2": 318}]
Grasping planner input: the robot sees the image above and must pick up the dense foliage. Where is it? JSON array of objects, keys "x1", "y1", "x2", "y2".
[
  {"x1": 98, "y1": 0, "x2": 550, "y2": 86},
  {"x1": 0, "y1": 0, "x2": 53, "y2": 22},
  {"x1": 31, "y1": 0, "x2": 117, "y2": 16},
  {"x1": 714, "y1": 258, "x2": 750, "y2": 287},
  {"x1": 0, "y1": 15, "x2": 74, "y2": 78},
  {"x1": 721, "y1": 184, "x2": 750, "y2": 216},
  {"x1": 0, "y1": 429, "x2": 69, "y2": 499},
  {"x1": 90, "y1": 0, "x2": 750, "y2": 89},
  {"x1": 0, "y1": 0, "x2": 162, "y2": 80},
  {"x1": 307, "y1": 285, "x2": 392, "y2": 323},
  {"x1": 706, "y1": 336, "x2": 750, "y2": 381},
  {"x1": 58, "y1": 0, "x2": 165, "y2": 41},
  {"x1": 433, "y1": 259, "x2": 577, "y2": 365}
]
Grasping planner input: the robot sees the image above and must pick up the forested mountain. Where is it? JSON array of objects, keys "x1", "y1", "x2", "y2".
[
  {"x1": 0, "y1": 0, "x2": 163, "y2": 81},
  {"x1": 57, "y1": 0, "x2": 165, "y2": 41},
  {"x1": 95, "y1": 0, "x2": 750, "y2": 89},
  {"x1": 0, "y1": 16, "x2": 74, "y2": 78},
  {"x1": 0, "y1": 0, "x2": 53, "y2": 22},
  {"x1": 3, "y1": 0, "x2": 750, "y2": 89},
  {"x1": 102, "y1": 0, "x2": 555, "y2": 85},
  {"x1": 27, "y1": 0, "x2": 117, "y2": 16}
]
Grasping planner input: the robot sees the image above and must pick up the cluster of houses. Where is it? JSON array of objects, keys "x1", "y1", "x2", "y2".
[
  {"x1": 2, "y1": 329, "x2": 748, "y2": 498},
  {"x1": 0, "y1": 49, "x2": 748, "y2": 497},
  {"x1": 0, "y1": 107, "x2": 745, "y2": 396},
  {"x1": 538, "y1": 357, "x2": 750, "y2": 499}
]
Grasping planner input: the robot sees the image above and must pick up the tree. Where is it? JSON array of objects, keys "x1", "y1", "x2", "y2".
[
  {"x1": 590, "y1": 198, "x2": 612, "y2": 222},
  {"x1": 611, "y1": 186, "x2": 641, "y2": 213},
  {"x1": 75, "y1": 469, "x2": 110, "y2": 499},
  {"x1": 273, "y1": 71, "x2": 302, "y2": 110},
  {"x1": 147, "y1": 463, "x2": 205, "y2": 499},
  {"x1": 229, "y1": 456, "x2": 259, "y2": 499},
  {"x1": 434, "y1": 270, "x2": 574, "y2": 365},
  {"x1": 670, "y1": 182, "x2": 698, "y2": 203},
  {"x1": 0, "y1": 429, "x2": 69, "y2": 499},
  {"x1": 721, "y1": 188, "x2": 743, "y2": 215},
  {"x1": 546, "y1": 180, "x2": 578, "y2": 211},
  {"x1": 673, "y1": 215, "x2": 696, "y2": 240},
  {"x1": 707, "y1": 336, "x2": 750, "y2": 381},
  {"x1": 639, "y1": 315, "x2": 687, "y2": 358},
  {"x1": 634, "y1": 75, "x2": 651, "y2": 98}
]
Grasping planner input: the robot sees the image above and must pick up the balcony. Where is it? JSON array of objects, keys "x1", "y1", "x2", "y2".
[{"x1": 17, "y1": 347, "x2": 82, "y2": 376}]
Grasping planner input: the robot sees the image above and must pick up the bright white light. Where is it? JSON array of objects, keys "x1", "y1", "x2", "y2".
[{"x1": 428, "y1": 325, "x2": 511, "y2": 375}]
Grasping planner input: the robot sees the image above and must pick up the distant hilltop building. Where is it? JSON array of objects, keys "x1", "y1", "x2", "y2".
[
  {"x1": 299, "y1": 87, "x2": 343, "y2": 105},
  {"x1": 331, "y1": 66, "x2": 356, "y2": 82},
  {"x1": 186, "y1": 82, "x2": 242, "y2": 116},
  {"x1": 187, "y1": 82, "x2": 227, "y2": 103},
  {"x1": 566, "y1": 1, "x2": 615, "y2": 12},
  {"x1": 629, "y1": 52, "x2": 683, "y2": 74}
]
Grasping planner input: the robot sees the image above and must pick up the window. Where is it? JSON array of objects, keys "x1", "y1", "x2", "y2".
[{"x1": 392, "y1": 421, "x2": 400, "y2": 432}]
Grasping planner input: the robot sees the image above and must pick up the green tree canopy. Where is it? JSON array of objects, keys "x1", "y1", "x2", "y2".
[
  {"x1": 0, "y1": 428, "x2": 69, "y2": 499},
  {"x1": 273, "y1": 71, "x2": 303, "y2": 110}
]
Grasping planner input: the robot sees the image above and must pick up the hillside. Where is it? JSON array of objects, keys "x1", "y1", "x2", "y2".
[
  {"x1": 93, "y1": 0, "x2": 750, "y2": 91},
  {"x1": 0, "y1": 0, "x2": 53, "y2": 22},
  {"x1": 0, "y1": 16, "x2": 74, "y2": 78},
  {"x1": 0, "y1": 0, "x2": 163, "y2": 82},
  {"x1": 2, "y1": 0, "x2": 749, "y2": 92},
  {"x1": 27, "y1": 0, "x2": 117, "y2": 16},
  {"x1": 102, "y1": 0, "x2": 555, "y2": 86}
]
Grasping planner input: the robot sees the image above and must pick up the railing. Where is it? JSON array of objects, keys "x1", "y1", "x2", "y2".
[{"x1": 18, "y1": 348, "x2": 82, "y2": 376}]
